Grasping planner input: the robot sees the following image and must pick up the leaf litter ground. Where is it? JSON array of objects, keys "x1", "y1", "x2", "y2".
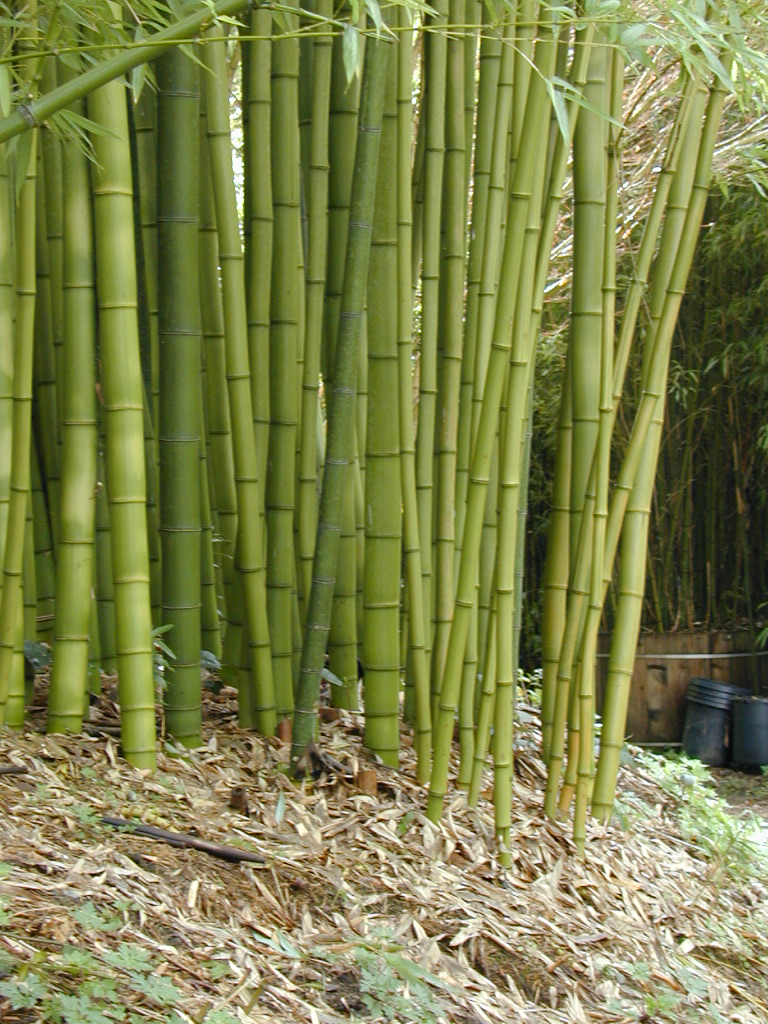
[{"x1": 1, "y1": 680, "x2": 767, "y2": 1024}]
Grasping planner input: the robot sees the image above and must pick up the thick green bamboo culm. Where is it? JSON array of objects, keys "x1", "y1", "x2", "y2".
[
  {"x1": 23, "y1": 495, "x2": 37, "y2": 644},
  {"x1": 455, "y1": 12, "x2": 502, "y2": 555},
  {"x1": 324, "y1": 31, "x2": 361, "y2": 705},
  {"x1": 41, "y1": 55, "x2": 64, "y2": 451},
  {"x1": 396, "y1": 4, "x2": 431, "y2": 780},
  {"x1": 567, "y1": 43, "x2": 607, "y2": 571},
  {"x1": 492, "y1": 129, "x2": 549, "y2": 862},
  {"x1": 416, "y1": 0, "x2": 447, "y2": 698},
  {"x1": 572, "y1": 47, "x2": 623, "y2": 850},
  {"x1": 0, "y1": 146, "x2": 13, "y2": 632},
  {"x1": 198, "y1": 113, "x2": 238, "y2": 629},
  {"x1": 34, "y1": 151, "x2": 61, "y2": 552},
  {"x1": 87, "y1": 63, "x2": 156, "y2": 770},
  {"x1": 362, "y1": 27, "x2": 401, "y2": 767},
  {"x1": 133, "y1": 87, "x2": 160, "y2": 445},
  {"x1": 297, "y1": 0, "x2": 332, "y2": 618},
  {"x1": 132, "y1": 88, "x2": 163, "y2": 626},
  {"x1": 431, "y1": 0, "x2": 466, "y2": 705},
  {"x1": 47, "y1": 95, "x2": 98, "y2": 733},
  {"x1": 30, "y1": 444, "x2": 55, "y2": 638},
  {"x1": 94, "y1": 450, "x2": 117, "y2": 675},
  {"x1": 243, "y1": 7, "x2": 273, "y2": 506},
  {"x1": 157, "y1": 46, "x2": 203, "y2": 748},
  {"x1": 268, "y1": 7, "x2": 302, "y2": 718},
  {"x1": 0, "y1": 132, "x2": 36, "y2": 728},
  {"x1": 548, "y1": 41, "x2": 609, "y2": 817},
  {"x1": 291, "y1": 31, "x2": 391, "y2": 766},
  {"x1": 203, "y1": 31, "x2": 276, "y2": 735}
]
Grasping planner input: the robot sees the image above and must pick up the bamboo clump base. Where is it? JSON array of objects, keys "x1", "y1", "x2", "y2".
[{"x1": 1, "y1": 682, "x2": 767, "y2": 1024}]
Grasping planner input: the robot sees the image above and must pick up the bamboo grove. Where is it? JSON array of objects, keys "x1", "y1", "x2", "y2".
[{"x1": 0, "y1": 0, "x2": 766, "y2": 857}]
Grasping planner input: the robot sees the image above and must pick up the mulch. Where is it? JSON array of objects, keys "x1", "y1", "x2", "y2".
[{"x1": 0, "y1": 682, "x2": 766, "y2": 1024}]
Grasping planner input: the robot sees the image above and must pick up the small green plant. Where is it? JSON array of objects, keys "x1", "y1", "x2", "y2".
[
  {"x1": 72, "y1": 901, "x2": 123, "y2": 933},
  {"x1": 632, "y1": 749, "x2": 768, "y2": 883},
  {"x1": 152, "y1": 624, "x2": 176, "y2": 696},
  {"x1": 352, "y1": 936, "x2": 451, "y2": 1024},
  {"x1": 644, "y1": 989, "x2": 682, "y2": 1019},
  {"x1": 0, "y1": 937, "x2": 184, "y2": 1023}
]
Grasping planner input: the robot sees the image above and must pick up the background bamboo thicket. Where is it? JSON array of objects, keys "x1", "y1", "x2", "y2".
[{"x1": 0, "y1": 0, "x2": 767, "y2": 855}]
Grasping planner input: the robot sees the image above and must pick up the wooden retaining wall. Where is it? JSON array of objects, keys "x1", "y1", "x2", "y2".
[{"x1": 595, "y1": 631, "x2": 768, "y2": 745}]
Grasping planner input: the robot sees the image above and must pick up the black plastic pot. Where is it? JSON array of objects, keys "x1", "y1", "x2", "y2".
[
  {"x1": 681, "y1": 678, "x2": 750, "y2": 766},
  {"x1": 731, "y1": 696, "x2": 768, "y2": 767}
]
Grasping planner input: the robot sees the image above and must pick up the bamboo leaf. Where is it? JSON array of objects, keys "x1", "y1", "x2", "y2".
[
  {"x1": 343, "y1": 23, "x2": 360, "y2": 85},
  {"x1": 274, "y1": 790, "x2": 286, "y2": 824},
  {"x1": 51, "y1": 106, "x2": 118, "y2": 141},
  {"x1": 271, "y1": 7, "x2": 294, "y2": 36},
  {"x1": 132, "y1": 61, "x2": 147, "y2": 102},
  {"x1": 321, "y1": 666, "x2": 344, "y2": 687},
  {"x1": 548, "y1": 82, "x2": 569, "y2": 142},
  {"x1": 364, "y1": 0, "x2": 385, "y2": 35}
]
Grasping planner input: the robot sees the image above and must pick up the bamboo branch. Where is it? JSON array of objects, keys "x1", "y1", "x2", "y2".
[{"x1": 0, "y1": 0, "x2": 254, "y2": 145}]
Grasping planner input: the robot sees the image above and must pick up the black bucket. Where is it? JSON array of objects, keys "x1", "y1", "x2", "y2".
[
  {"x1": 681, "y1": 678, "x2": 750, "y2": 766},
  {"x1": 731, "y1": 697, "x2": 768, "y2": 767}
]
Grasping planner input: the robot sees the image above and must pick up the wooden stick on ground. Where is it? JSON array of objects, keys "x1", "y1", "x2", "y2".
[{"x1": 100, "y1": 815, "x2": 265, "y2": 864}]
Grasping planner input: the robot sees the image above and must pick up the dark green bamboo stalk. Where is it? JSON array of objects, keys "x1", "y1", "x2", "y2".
[
  {"x1": 199, "y1": 104, "x2": 237, "y2": 632},
  {"x1": 297, "y1": 1, "x2": 333, "y2": 618},
  {"x1": 325, "y1": 32, "x2": 361, "y2": 701},
  {"x1": 23, "y1": 495, "x2": 37, "y2": 642},
  {"x1": 157, "y1": 46, "x2": 203, "y2": 747},
  {"x1": 133, "y1": 87, "x2": 160, "y2": 437},
  {"x1": 41, "y1": 57, "x2": 64, "y2": 448},
  {"x1": 268, "y1": 8, "x2": 302, "y2": 718},
  {"x1": 416, "y1": 0, "x2": 447, "y2": 693},
  {"x1": 94, "y1": 450, "x2": 117, "y2": 675},
  {"x1": 199, "y1": 416, "x2": 221, "y2": 659},
  {"x1": 243, "y1": 8, "x2": 273, "y2": 503},
  {"x1": 203, "y1": 31, "x2": 276, "y2": 734},
  {"x1": 132, "y1": 89, "x2": 163, "y2": 628},
  {"x1": 0, "y1": 117, "x2": 35, "y2": 729},
  {"x1": 363, "y1": 28, "x2": 400, "y2": 767},
  {"x1": 396, "y1": 7, "x2": 431, "y2": 779},
  {"x1": 34, "y1": 150, "x2": 61, "y2": 549},
  {"x1": 30, "y1": 442, "x2": 55, "y2": 638},
  {"x1": 431, "y1": 0, "x2": 466, "y2": 701},
  {"x1": 0, "y1": 130, "x2": 36, "y2": 728},
  {"x1": 455, "y1": 10, "x2": 502, "y2": 551}
]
